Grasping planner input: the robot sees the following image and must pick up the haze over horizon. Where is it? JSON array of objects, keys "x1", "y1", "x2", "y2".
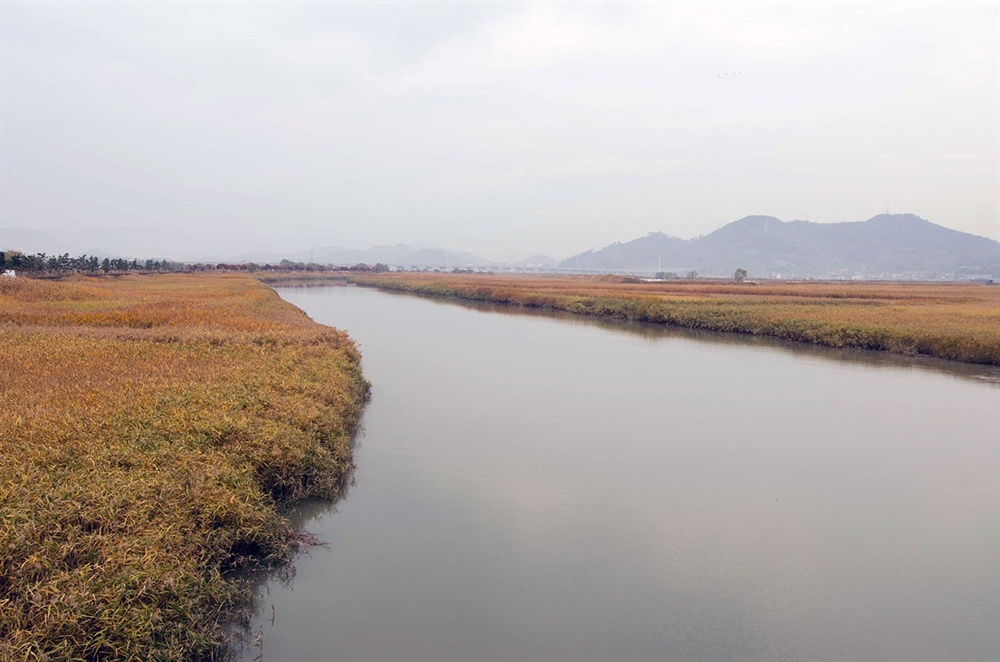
[{"x1": 2, "y1": 2, "x2": 998, "y2": 260}]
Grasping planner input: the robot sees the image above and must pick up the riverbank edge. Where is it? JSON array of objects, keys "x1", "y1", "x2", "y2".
[
  {"x1": 0, "y1": 274, "x2": 371, "y2": 660},
  {"x1": 348, "y1": 274, "x2": 999, "y2": 365}
]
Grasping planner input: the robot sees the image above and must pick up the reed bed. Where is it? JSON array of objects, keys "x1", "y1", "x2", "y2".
[
  {"x1": 351, "y1": 273, "x2": 1000, "y2": 364},
  {"x1": 0, "y1": 273, "x2": 369, "y2": 660}
]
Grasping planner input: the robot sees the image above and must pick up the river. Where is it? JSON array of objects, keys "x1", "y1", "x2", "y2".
[{"x1": 235, "y1": 284, "x2": 999, "y2": 661}]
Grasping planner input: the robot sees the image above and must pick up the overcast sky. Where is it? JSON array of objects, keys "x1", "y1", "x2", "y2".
[{"x1": 2, "y1": 1, "x2": 998, "y2": 259}]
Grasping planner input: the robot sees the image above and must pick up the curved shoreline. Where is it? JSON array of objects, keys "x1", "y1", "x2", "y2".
[{"x1": 349, "y1": 273, "x2": 1000, "y2": 365}]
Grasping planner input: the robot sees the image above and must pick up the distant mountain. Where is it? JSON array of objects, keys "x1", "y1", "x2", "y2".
[
  {"x1": 513, "y1": 254, "x2": 559, "y2": 268},
  {"x1": 3, "y1": 231, "x2": 498, "y2": 268},
  {"x1": 560, "y1": 214, "x2": 1000, "y2": 279},
  {"x1": 237, "y1": 244, "x2": 493, "y2": 268},
  {"x1": 562, "y1": 232, "x2": 688, "y2": 272},
  {"x1": 475, "y1": 249, "x2": 545, "y2": 264}
]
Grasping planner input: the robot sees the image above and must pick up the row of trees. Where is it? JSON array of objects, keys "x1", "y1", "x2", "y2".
[
  {"x1": 0, "y1": 251, "x2": 183, "y2": 274},
  {"x1": 654, "y1": 270, "x2": 699, "y2": 280},
  {"x1": 0, "y1": 251, "x2": 401, "y2": 276},
  {"x1": 652, "y1": 268, "x2": 749, "y2": 281},
  {"x1": 3, "y1": 251, "x2": 754, "y2": 282},
  {"x1": 186, "y1": 260, "x2": 391, "y2": 273}
]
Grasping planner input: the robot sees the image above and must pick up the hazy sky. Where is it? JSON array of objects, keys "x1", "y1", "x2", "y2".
[{"x1": 2, "y1": 1, "x2": 998, "y2": 259}]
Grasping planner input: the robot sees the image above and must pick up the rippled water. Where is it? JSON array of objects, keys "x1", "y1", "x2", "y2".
[{"x1": 235, "y1": 284, "x2": 999, "y2": 661}]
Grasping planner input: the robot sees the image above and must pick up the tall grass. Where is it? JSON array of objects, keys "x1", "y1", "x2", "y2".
[
  {"x1": 0, "y1": 274, "x2": 369, "y2": 660},
  {"x1": 351, "y1": 273, "x2": 1000, "y2": 364}
]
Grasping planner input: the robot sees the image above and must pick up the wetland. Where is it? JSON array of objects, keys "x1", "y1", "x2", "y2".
[{"x1": 239, "y1": 284, "x2": 999, "y2": 662}]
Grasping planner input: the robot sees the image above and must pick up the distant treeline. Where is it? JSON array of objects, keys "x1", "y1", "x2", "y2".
[
  {"x1": 1, "y1": 251, "x2": 183, "y2": 274},
  {"x1": 0, "y1": 252, "x2": 391, "y2": 275}
]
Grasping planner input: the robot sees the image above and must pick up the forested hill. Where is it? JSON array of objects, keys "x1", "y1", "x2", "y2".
[{"x1": 559, "y1": 214, "x2": 1000, "y2": 279}]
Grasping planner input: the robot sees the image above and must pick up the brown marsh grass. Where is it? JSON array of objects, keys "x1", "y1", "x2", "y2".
[
  {"x1": 351, "y1": 273, "x2": 1000, "y2": 364},
  {"x1": 0, "y1": 273, "x2": 369, "y2": 660}
]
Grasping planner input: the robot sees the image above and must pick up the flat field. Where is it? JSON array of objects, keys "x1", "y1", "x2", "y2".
[
  {"x1": 0, "y1": 273, "x2": 369, "y2": 660},
  {"x1": 352, "y1": 273, "x2": 1000, "y2": 364}
]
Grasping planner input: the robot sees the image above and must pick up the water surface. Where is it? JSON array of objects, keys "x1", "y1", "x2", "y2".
[{"x1": 237, "y1": 284, "x2": 999, "y2": 661}]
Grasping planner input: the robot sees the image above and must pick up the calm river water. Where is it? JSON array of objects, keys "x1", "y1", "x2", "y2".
[{"x1": 236, "y1": 284, "x2": 999, "y2": 661}]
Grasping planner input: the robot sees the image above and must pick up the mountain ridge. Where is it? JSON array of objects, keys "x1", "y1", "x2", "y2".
[
  {"x1": 560, "y1": 214, "x2": 999, "y2": 278},
  {"x1": 3, "y1": 213, "x2": 997, "y2": 278}
]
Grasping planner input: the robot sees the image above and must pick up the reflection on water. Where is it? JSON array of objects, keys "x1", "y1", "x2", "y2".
[
  {"x1": 361, "y1": 284, "x2": 1000, "y2": 384},
  {"x1": 235, "y1": 284, "x2": 999, "y2": 662}
]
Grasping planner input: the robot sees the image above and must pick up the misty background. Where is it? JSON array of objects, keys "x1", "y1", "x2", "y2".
[{"x1": 1, "y1": 2, "x2": 998, "y2": 261}]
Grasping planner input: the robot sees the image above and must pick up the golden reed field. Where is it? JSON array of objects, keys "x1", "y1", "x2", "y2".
[
  {"x1": 0, "y1": 273, "x2": 369, "y2": 660},
  {"x1": 352, "y1": 273, "x2": 1000, "y2": 365}
]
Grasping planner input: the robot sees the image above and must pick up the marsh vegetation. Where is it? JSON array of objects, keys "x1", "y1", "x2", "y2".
[{"x1": 0, "y1": 273, "x2": 369, "y2": 660}]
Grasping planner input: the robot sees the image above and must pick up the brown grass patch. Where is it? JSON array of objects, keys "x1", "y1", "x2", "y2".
[{"x1": 0, "y1": 273, "x2": 369, "y2": 660}]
